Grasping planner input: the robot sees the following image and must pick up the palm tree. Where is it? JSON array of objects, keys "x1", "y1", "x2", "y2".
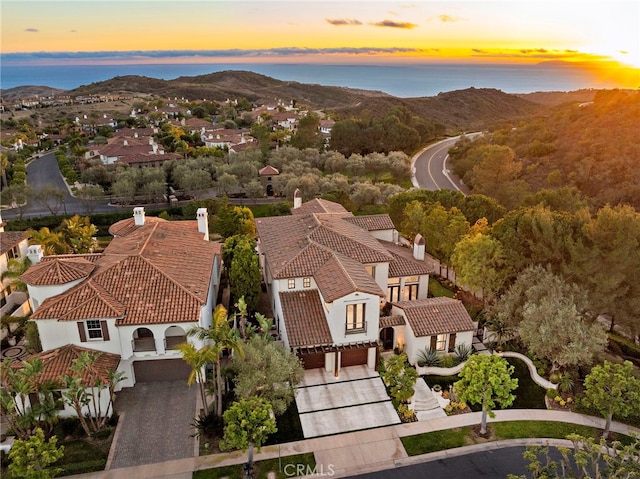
[
  {"x1": 1, "y1": 256, "x2": 32, "y2": 292},
  {"x1": 175, "y1": 342, "x2": 216, "y2": 414},
  {"x1": 188, "y1": 305, "x2": 244, "y2": 417},
  {"x1": 27, "y1": 227, "x2": 66, "y2": 255}
]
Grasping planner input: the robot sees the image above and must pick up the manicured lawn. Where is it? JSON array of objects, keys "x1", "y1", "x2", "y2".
[
  {"x1": 428, "y1": 277, "x2": 455, "y2": 298},
  {"x1": 400, "y1": 421, "x2": 624, "y2": 456},
  {"x1": 265, "y1": 400, "x2": 304, "y2": 446},
  {"x1": 56, "y1": 439, "x2": 108, "y2": 476},
  {"x1": 193, "y1": 452, "x2": 316, "y2": 479},
  {"x1": 401, "y1": 427, "x2": 472, "y2": 456},
  {"x1": 505, "y1": 357, "x2": 547, "y2": 409}
]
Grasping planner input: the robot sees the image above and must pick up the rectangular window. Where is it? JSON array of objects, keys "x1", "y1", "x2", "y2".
[
  {"x1": 402, "y1": 284, "x2": 419, "y2": 301},
  {"x1": 86, "y1": 320, "x2": 103, "y2": 339},
  {"x1": 7, "y1": 246, "x2": 19, "y2": 261},
  {"x1": 303, "y1": 277, "x2": 311, "y2": 288},
  {"x1": 346, "y1": 303, "x2": 366, "y2": 333},
  {"x1": 436, "y1": 334, "x2": 447, "y2": 351},
  {"x1": 288, "y1": 279, "x2": 296, "y2": 289},
  {"x1": 52, "y1": 391, "x2": 65, "y2": 410},
  {"x1": 387, "y1": 285, "x2": 400, "y2": 302}
]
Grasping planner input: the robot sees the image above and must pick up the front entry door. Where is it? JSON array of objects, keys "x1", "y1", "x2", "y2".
[{"x1": 379, "y1": 327, "x2": 394, "y2": 351}]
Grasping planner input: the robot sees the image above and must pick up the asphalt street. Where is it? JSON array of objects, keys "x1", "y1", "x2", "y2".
[
  {"x1": 348, "y1": 446, "x2": 532, "y2": 479},
  {"x1": 412, "y1": 133, "x2": 483, "y2": 193}
]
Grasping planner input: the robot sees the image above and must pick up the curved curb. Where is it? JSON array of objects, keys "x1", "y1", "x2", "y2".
[{"x1": 502, "y1": 351, "x2": 557, "y2": 390}]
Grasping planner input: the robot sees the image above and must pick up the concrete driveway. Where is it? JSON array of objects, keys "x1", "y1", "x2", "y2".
[
  {"x1": 108, "y1": 381, "x2": 198, "y2": 469},
  {"x1": 295, "y1": 366, "x2": 400, "y2": 438}
]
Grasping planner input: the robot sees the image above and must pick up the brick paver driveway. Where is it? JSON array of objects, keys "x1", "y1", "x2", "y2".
[{"x1": 108, "y1": 381, "x2": 198, "y2": 469}]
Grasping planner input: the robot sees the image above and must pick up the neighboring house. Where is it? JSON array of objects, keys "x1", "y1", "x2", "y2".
[
  {"x1": 11, "y1": 344, "x2": 121, "y2": 418},
  {"x1": 0, "y1": 218, "x2": 31, "y2": 339},
  {"x1": 255, "y1": 195, "x2": 473, "y2": 375},
  {"x1": 20, "y1": 207, "x2": 222, "y2": 389}
]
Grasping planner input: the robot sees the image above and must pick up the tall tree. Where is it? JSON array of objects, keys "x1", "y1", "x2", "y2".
[
  {"x1": 220, "y1": 397, "x2": 277, "y2": 474},
  {"x1": 232, "y1": 335, "x2": 303, "y2": 416},
  {"x1": 174, "y1": 342, "x2": 215, "y2": 414},
  {"x1": 59, "y1": 215, "x2": 98, "y2": 253},
  {"x1": 34, "y1": 185, "x2": 67, "y2": 215},
  {"x1": 582, "y1": 361, "x2": 640, "y2": 438},
  {"x1": 229, "y1": 241, "x2": 261, "y2": 314},
  {"x1": 454, "y1": 354, "x2": 518, "y2": 435},
  {"x1": 187, "y1": 305, "x2": 244, "y2": 417}
]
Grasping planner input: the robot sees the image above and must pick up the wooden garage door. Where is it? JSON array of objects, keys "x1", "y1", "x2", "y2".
[
  {"x1": 298, "y1": 352, "x2": 325, "y2": 370},
  {"x1": 341, "y1": 348, "x2": 369, "y2": 367},
  {"x1": 133, "y1": 359, "x2": 191, "y2": 382}
]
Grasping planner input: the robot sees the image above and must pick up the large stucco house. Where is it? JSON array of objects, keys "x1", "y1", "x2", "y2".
[
  {"x1": 20, "y1": 207, "x2": 222, "y2": 393},
  {"x1": 255, "y1": 195, "x2": 475, "y2": 376}
]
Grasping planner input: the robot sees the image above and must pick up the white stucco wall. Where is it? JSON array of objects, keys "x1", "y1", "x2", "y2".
[
  {"x1": 321, "y1": 291, "x2": 381, "y2": 346},
  {"x1": 19, "y1": 387, "x2": 115, "y2": 419},
  {"x1": 368, "y1": 229, "x2": 396, "y2": 243},
  {"x1": 36, "y1": 318, "x2": 122, "y2": 354}
]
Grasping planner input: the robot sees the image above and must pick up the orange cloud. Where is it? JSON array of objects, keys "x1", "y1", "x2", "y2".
[{"x1": 370, "y1": 19, "x2": 417, "y2": 29}]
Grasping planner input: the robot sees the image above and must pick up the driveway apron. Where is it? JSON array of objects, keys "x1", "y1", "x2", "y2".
[{"x1": 108, "y1": 381, "x2": 198, "y2": 469}]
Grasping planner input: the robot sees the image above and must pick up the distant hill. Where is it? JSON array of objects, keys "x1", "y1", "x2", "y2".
[
  {"x1": 0, "y1": 85, "x2": 66, "y2": 100},
  {"x1": 2, "y1": 70, "x2": 546, "y2": 132}
]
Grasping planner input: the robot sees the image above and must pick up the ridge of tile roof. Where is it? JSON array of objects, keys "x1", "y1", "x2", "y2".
[
  {"x1": 31, "y1": 279, "x2": 125, "y2": 321},
  {"x1": 290, "y1": 198, "x2": 350, "y2": 216},
  {"x1": 314, "y1": 254, "x2": 384, "y2": 303},
  {"x1": 21, "y1": 257, "x2": 96, "y2": 286},
  {"x1": 343, "y1": 214, "x2": 395, "y2": 232},
  {"x1": 108, "y1": 216, "x2": 167, "y2": 237},
  {"x1": 279, "y1": 290, "x2": 333, "y2": 348},
  {"x1": 12, "y1": 344, "x2": 120, "y2": 385},
  {"x1": 393, "y1": 297, "x2": 475, "y2": 337},
  {"x1": 259, "y1": 165, "x2": 279, "y2": 176}
]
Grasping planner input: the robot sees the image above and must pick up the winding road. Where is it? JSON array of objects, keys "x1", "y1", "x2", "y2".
[{"x1": 411, "y1": 133, "x2": 482, "y2": 193}]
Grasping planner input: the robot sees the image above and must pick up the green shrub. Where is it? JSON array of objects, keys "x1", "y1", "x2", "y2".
[
  {"x1": 546, "y1": 388, "x2": 558, "y2": 399},
  {"x1": 549, "y1": 372, "x2": 561, "y2": 384},
  {"x1": 454, "y1": 343, "x2": 472, "y2": 362},
  {"x1": 417, "y1": 348, "x2": 441, "y2": 367},
  {"x1": 440, "y1": 354, "x2": 458, "y2": 368},
  {"x1": 59, "y1": 458, "x2": 107, "y2": 475}
]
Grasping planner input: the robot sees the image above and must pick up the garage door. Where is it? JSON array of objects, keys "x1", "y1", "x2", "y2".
[
  {"x1": 133, "y1": 359, "x2": 191, "y2": 382},
  {"x1": 341, "y1": 348, "x2": 369, "y2": 367},
  {"x1": 298, "y1": 352, "x2": 325, "y2": 370}
]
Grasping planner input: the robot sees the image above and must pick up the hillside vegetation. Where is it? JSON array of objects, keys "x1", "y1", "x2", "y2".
[
  {"x1": 449, "y1": 89, "x2": 640, "y2": 209},
  {"x1": 2, "y1": 71, "x2": 544, "y2": 133}
]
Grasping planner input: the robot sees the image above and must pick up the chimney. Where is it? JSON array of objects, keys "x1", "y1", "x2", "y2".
[
  {"x1": 413, "y1": 233, "x2": 425, "y2": 261},
  {"x1": 133, "y1": 207, "x2": 145, "y2": 226},
  {"x1": 27, "y1": 245, "x2": 43, "y2": 264},
  {"x1": 196, "y1": 208, "x2": 209, "y2": 241},
  {"x1": 293, "y1": 188, "x2": 302, "y2": 209}
]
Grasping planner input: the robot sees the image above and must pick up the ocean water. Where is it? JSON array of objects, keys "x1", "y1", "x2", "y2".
[{"x1": 0, "y1": 62, "x2": 608, "y2": 98}]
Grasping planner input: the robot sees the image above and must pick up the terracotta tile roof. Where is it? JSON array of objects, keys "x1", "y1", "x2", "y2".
[
  {"x1": 379, "y1": 315, "x2": 405, "y2": 328},
  {"x1": 31, "y1": 280, "x2": 125, "y2": 320},
  {"x1": 344, "y1": 214, "x2": 395, "y2": 231},
  {"x1": 393, "y1": 297, "x2": 475, "y2": 337},
  {"x1": 311, "y1": 216, "x2": 393, "y2": 264},
  {"x1": 15, "y1": 345, "x2": 120, "y2": 386},
  {"x1": 21, "y1": 257, "x2": 96, "y2": 286},
  {"x1": 0, "y1": 231, "x2": 28, "y2": 255},
  {"x1": 279, "y1": 290, "x2": 333, "y2": 347},
  {"x1": 313, "y1": 255, "x2": 384, "y2": 302},
  {"x1": 256, "y1": 211, "x2": 392, "y2": 280},
  {"x1": 380, "y1": 240, "x2": 434, "y2": 277},
  {"x1": 117, "y1": 152, "x2": 181, "y2": 165},
  {"x1": 108, "y1": 216, "x2": 167, "y2": 237},
  {"x1": 259, "y1": 165, "x2": 279, "y2": 176},
  {"x1": 29, "y1": 217, "x2": 220, "y2": 326},
  {"x1": 291, "y1": 199, "x2": 350, "y2": 216}
]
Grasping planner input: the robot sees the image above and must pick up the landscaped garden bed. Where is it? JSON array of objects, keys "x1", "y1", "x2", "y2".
[{"x1": 193, "y1": 452, "x2": 316, "y2": 479}]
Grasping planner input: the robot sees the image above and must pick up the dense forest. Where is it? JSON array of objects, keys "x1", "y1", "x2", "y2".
[{"x1": 449, "y1": 89, "x2": 640, "y2": 209}]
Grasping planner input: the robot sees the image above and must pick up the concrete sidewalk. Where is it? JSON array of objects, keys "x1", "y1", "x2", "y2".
[{"x1": 69, "y1": 409, "x2": 640, "y2": 479}]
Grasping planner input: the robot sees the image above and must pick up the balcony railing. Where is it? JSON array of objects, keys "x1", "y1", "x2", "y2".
[
  {"x1": 132, "y1": 337, "x2": 156, "y2": 352},
  {"x1": 345, "y1": 321, "x2": 367, "y2": 335},
  {"x1": 165, "y1": 336, "x2": 186, "y2": 350}
]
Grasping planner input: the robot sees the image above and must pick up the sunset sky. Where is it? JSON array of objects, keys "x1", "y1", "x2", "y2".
[{"x1": 2, "y1": 0, "x2": 639, "y2": 79}]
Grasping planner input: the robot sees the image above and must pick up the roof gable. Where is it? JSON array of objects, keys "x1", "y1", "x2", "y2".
[
  {"x1": 314, "y1": 255, "x2": 384, "y2": 302},
  {"x1": 279, "y1": 290, "x2": 333, "y2": 347},
  {"x1": 394, "y1": 297, "x2": 475, "y2": 337},
  {"x1": 291, "y1": 198, "x2": 349, "y2": 216}
]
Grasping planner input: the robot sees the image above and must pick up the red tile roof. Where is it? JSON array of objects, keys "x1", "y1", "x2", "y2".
[
  {"x1": 344, "y1": 214, "x2": 395, "y2": 232},
  {"x1": 279, "y1": 290, "x2": 333, "y2": 347},
  {"x1": 0, "y1": 231, "x2": 28, "y2": 256},
  {"x1": 13, "y1": 345, "x2": 120, "y2": 386},
  {"x1": 21, "y1": 257, "x2": 96, "y2": 286},
  {"x1": 393, "y1": 297, "x2": 475, "y2": 337},
  {"x1": 313, "y1": 255, "x2": 384, "y2": 302},
  {"x1": 291, "y1": 198, "x2": 350, "y2": 216},
  {"x1": 28, "y1": 216, "x2": 220, "y2": 326},
  {"x1": 259, "y1": 165, "x2": 279, "y2": 176}
]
